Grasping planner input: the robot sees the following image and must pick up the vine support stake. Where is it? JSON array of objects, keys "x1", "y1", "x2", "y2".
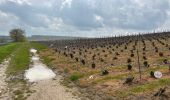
[{"x1": 137, "y1": 33, "x2": 142, "y2": 81}]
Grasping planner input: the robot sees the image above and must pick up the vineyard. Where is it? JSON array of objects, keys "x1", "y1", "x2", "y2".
[
  {"x1": 38, "y1": 32, "x2": 170, "y2": 99},
  {"x1": 1, "y1": 0, "x2": 170, "y2": 99}
]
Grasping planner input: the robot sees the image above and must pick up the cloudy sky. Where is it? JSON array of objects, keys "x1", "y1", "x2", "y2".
[{"x1": 0, "y1": 0, "x2": 170, "y2": 37}]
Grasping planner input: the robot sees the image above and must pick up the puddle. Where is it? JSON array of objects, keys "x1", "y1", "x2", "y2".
[
  {"x1": 30, "y1": 48, "x2": 37, "y2": 53},
  {"x1": 31, "y1": 56, "x2": 40, "y2": 61},
  {"x1": 25, "y1": 49, "x2": 56, "y2": 82},
  {"x1": 25, "y1": 63, "x2": 56, "y2": 82}
]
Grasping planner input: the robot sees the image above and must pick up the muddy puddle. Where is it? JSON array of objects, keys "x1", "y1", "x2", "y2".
[{"x1": 25, "y1": 49, "x2": 56, "y2": 82}]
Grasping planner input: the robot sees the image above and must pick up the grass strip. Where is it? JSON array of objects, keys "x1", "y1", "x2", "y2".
[
  {"x1": 6, "y1": 42, "x2": 30, "y2": 75},
  {"x1": 30, "y1": 42, "x2": 47, "y2": 51},
  {"x1": 0, "y1": 43, "x2": 19, "y2": 63}
]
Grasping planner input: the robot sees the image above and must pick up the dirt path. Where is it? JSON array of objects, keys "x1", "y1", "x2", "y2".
[
  {"x1": 0, "y1": 59, "x2": 11, "y2": 100},
  {"x1": 27, "y1": 49, "x2": 81, "y2": 100},
  {"x1": 27, "y1": 75, "x2": 81, "y2": 100}
]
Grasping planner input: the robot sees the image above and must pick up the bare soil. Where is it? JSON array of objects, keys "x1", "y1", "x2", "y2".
[
  {"x1": 0, "y1": 58, "x2": 11, "y2": 100},
  {"x1": 27, "y1": 74, "x2": 82, "y2": 100}
]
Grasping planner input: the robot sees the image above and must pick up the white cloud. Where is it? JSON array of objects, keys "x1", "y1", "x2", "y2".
[
  {"x1": 156, "y1": 11, "x2": 170, "y2": 32},
  {"x1": 0, "y1": 0, "x2": 170, "y2": 37},
  {"x1": 48, "y1": 18, "x2": 63, "y2": 30},
  {"x1": 0, "y1": 11, "x2": 19, "y2": 33},
  {"x1": 94, "y1": 15, "x2": 103, "y2": 22},
  {"x1": 60, "y1": 0, "x2": 72, "y2": 10},
  {"x1": 7, "y1": 0, "x2": 31, "y2": 5}
]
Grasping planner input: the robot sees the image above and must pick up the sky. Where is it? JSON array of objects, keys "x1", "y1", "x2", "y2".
[{"x1": 0, "y1": 0, "x2": 170, "y2": 37}]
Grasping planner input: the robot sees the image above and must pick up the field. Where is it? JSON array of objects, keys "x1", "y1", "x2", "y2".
[
  {"x1": 1, "y1": 0, "x2": 170, "y2": 99},
  {"x1": 0, "y1": 32, "x2": 170, "y2": 100},
  {"x1": 38, "y1": 32, "x2": 170, "y2": 99}
]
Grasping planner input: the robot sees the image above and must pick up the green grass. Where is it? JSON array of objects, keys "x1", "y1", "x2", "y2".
[
  {"x1": 30, "y1": 42, "x2": 52, "y2": 66},
  {"x1": 42, "y1": 56, "x2": 54, "y2": 66},
  {"x1": 6, "y1": 42, "x2": 30, "y2": 75},
  {"x1": 30, "y1": 42, "x2": 47, "y2": 51},
  {"x1": 131, "y1": 79, "x2": 170, "y2": 93},
  {"x1": 70, "y1": 72, "x2": 84, "y2": 81},
  {"x1": 0, "y1": 43, "x2": 19, "y2": 63},
  {"x1": 3, "y1": 42, "x2": 31, "y2": 100},
  {"x1": 116, "y1": 78, "x2": 170, "y2": 98}
]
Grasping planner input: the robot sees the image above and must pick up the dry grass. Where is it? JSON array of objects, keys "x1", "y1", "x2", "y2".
[{"x1": 37, "y1": 37, "x2": 170, "y2": 99}]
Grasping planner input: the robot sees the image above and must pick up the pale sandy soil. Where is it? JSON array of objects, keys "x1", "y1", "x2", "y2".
[
  {"x1": 0, "y1": 59, "x2": 11, "y2": 100},
  {"x1": 27, "y1": 49, "x2": 82, "y2": 100},
  {"x1": 27, "y1": 76, "x2": 81, "y2": 100}
]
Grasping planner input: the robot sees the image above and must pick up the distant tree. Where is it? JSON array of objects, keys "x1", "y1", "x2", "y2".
[{"x1": 9, "y1": 28, "x2": 26, "y2": 42}]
